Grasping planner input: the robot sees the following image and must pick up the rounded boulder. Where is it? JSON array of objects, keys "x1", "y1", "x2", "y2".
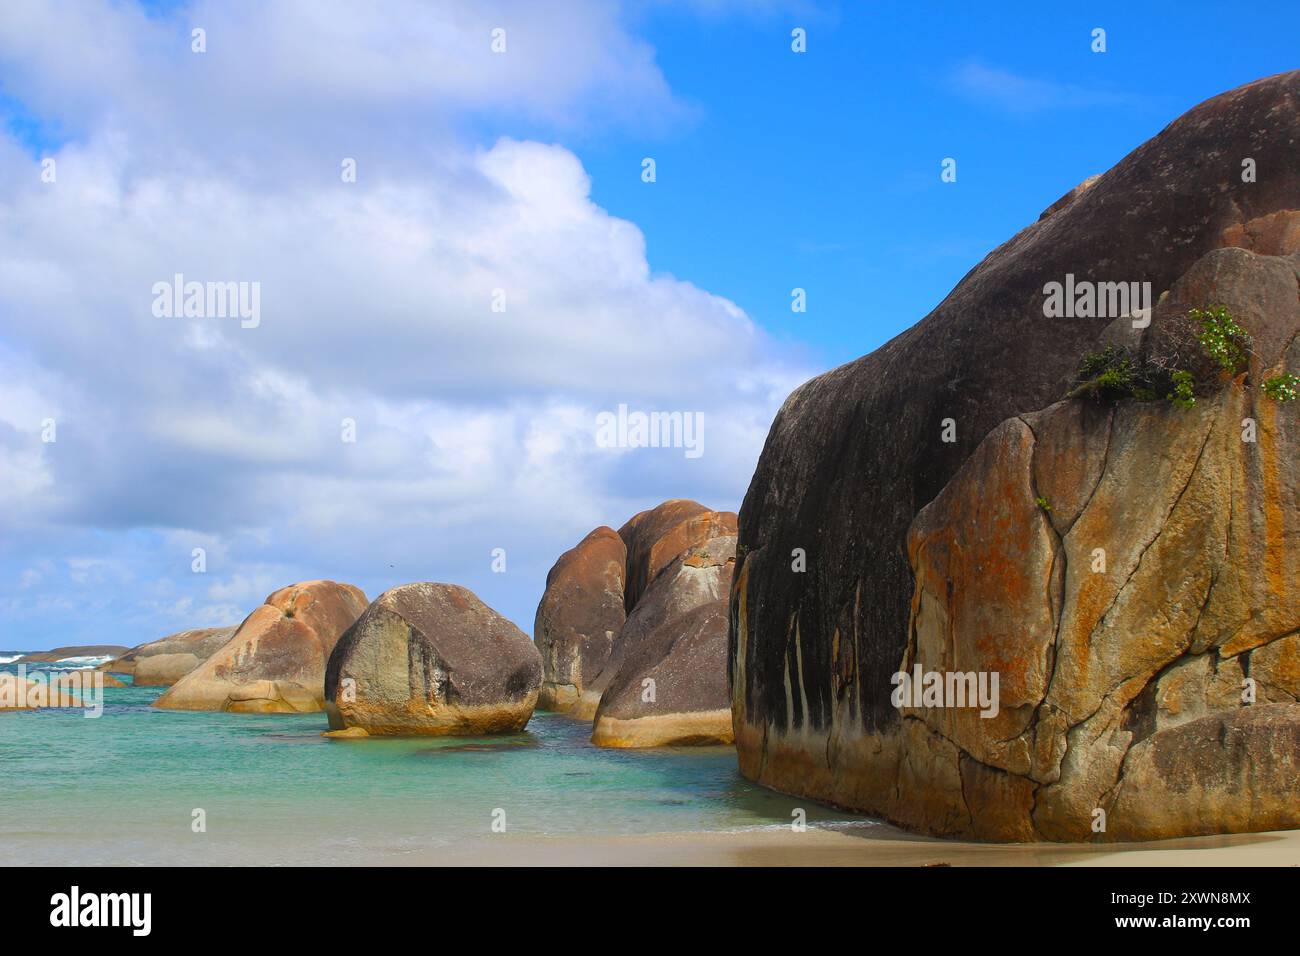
[{"x1": 325, "y1": 583, "x2": 541, "y2": 736}]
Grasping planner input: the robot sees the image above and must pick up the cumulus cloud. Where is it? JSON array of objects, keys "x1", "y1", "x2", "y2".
[{"x1": 0, "y1": 0, "x2": 811, "y2": 647}]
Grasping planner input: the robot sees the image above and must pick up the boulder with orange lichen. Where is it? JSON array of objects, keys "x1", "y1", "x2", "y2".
[
  {"x1": 154, "y1": 580, "x2": 368, "y2": 713},
  {"x1": 730, "y1": 71, "x2": 1300, "y2": 841}
]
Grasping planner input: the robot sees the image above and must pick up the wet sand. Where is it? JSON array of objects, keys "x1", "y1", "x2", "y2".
[{"x1": 406, "y1": 823, "x2": 1300, "y2": 867}]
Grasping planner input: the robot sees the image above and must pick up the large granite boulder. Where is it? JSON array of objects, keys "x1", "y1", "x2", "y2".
[
  {"x1": 154, "y1": 581, "x2": 367, "y2": 713},
  {"x1": 105, "y1": 627, "x2": 237, "y2": 686},
  {"x1": 534, "y1": 499, "x2": 740, "y2": 746},
  {"x1": 534, "y1": 527, "x2": 626, "y2": 711},
  {"x1": 324, "y1": 583, "x2": 542, "y2": 736},
  {"x1": 565, "y1": 501, "x2": 738, "y2": 724},
  {"x1": 591, "y1": 531, "x2": 736, "y2": 747},
  {"x1": 730, "y1": 71, "x2": 1300, "y2": 840}
]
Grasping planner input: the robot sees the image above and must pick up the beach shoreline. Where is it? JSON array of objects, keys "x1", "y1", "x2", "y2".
[{"x1": 361, "y1": 824, "x2": 1300, "y2": 867}]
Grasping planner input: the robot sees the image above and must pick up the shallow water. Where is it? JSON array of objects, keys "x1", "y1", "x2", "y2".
[{"x1": 0, "y1": 670, "x2": 869, "y2": 865}]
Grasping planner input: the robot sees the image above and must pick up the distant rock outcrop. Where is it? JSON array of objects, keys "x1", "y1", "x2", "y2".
[
  {"x1": 324, "y1": 583, "x2": 541, "y2": 736},
  {"x1": 537, "y1": 499, "x2": 737, "y2": 747},
  {"x1": 730, "y1": 71, "x2": 1300, "y2": 840},
  {"x1": 20, "y1": 645, "x2": 130, "y2": 664},
  {"x1": 104, "y1": 627, "x2": 237, "y2": 685},
  {"x1": 154, "y1": 581, "x2": 367, "y2": 713}
]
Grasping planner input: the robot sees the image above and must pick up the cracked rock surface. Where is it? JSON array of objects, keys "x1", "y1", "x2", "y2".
[{"x1": 729, "y1": 71, "x2": 1300, "y2": 841}]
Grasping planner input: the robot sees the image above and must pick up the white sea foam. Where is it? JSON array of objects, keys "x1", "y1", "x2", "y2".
[
  {"x1": 54, "y1": 655, "x2": 113, "y2": 666},
  {"x1": 0, "y1": 655, "x2": 23, "y2": 664}
]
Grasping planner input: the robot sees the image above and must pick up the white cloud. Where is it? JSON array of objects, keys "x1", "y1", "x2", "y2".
[
  {"x1": 950, "y1": 60, "x2": 1135, "y2": 114},
  {"x1": 0, "y1": 0, "x2": 811, "y2": 645}
]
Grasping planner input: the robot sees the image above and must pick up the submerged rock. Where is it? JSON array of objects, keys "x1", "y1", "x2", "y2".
[
  {"x1": 730, "y1": 71, "x2": 1300, "y2": 841},
  {"x1": 154, "y1": 580, "x2": 367, "y2": 713},
  {"x1": 324, "y1": 583, "x2": 541, "y2": 736}
]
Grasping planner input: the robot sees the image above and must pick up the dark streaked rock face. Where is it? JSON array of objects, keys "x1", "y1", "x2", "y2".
[
  {"x1": 730, "y1": 71, "x2": 1300, "y2": 840},
  {"x1": 324, "y1": 582, "x2": 541, "y2": 736},
  {"x1": 154, "y1": 580, "x2": 367, "y2": 713},
  {"x1": 534, "y1": 527, "x2": 626, "y2": 712}
]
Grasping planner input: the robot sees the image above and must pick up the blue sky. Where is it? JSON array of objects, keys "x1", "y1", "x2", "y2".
[
  {"x1": 0, "y1": 1, "x2": 1296, "y2": 649},
  {"x1": 588, "y1": 1, "x2": 1300, "y2": 368}
]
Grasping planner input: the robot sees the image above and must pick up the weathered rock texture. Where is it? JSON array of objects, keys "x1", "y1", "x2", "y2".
[
  {"x1": 154, "y1": 581, "x2": 367, "y2": 713},
  {"x1": 105, "y1": 627, "x2": 237, "y2": 685},
  {"x1": 324, "y1": 583, "x2": 542, "y2": 736},
  {"x1": 533, "y1": 528, "x2": 626, "y2": 711},
  {"x1": 592, "y1": 531, "x2": 736, "y2": 747},
  {"x1": 730, "y1": 71, "x2": 1300, "y2": 841},
  {"x1": 536, "y1": 499, "x2": 738, "y2": 746}
]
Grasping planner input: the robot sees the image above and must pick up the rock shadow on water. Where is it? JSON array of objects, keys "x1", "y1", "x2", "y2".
[{"x1": 409, "y1": 733, "x2": 542, "y2": 756}]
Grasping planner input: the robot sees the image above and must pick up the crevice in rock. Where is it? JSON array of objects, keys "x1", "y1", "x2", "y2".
[
  {"x1": 1070, "y1": 405, "x2": 1116, "y2": 536},
  {"x1": 1016, "y1": 414, "x2": 1067, "y2": 744},
  {"x1": 1080, "y1": 403, "x2": 1219, "y2": 670}
]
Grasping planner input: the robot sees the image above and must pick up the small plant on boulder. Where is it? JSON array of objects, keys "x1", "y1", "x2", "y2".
[
  {"x1": 1070, "y1": 306, "x2": 1265, "y2": 409},
  {"x1": 1167, "y1": 369, "x2": 1197, "y2": 408},
  {"x1": 1067, "y1": 346, "x2": 1164, "y2": 402},
  {"x1": 1264, "y1": 372, "x2": 1300, "y2": 403},
  {"x1": 1191, "y1": 306, "x2": 1252, "y2": 375}
]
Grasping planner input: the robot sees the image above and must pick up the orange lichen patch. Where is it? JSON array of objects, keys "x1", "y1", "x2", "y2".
[
  {"x1": 1217, "y1": 209, "x2": 1300, "y2": 256},
  {"x1": 1253, "y1": 633, "x2": 1300, "y2": 699},
  {"x1": 645, "y1": 511, "x2": 736, "y2": 579}
]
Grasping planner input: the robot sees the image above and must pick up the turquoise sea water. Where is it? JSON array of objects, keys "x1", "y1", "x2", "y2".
[{"x1": 0, "y1": 666, "x2": 869, "y2": 865}]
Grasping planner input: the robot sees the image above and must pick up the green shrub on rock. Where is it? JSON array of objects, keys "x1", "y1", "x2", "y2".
[
  {"x1": 1264, "y1": 372, "x2": 1300, "y2": 403},
  {"x1": 1191, "y1": 306, "x2": 1252, "y2": 375}
]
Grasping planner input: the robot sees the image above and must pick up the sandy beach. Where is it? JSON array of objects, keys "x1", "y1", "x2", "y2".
[{"x1": 382, "y1": 823, "x2": 1300, "y2": 867}]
